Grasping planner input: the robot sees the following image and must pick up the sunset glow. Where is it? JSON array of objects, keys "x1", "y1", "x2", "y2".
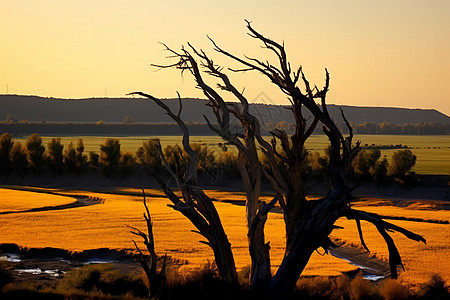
[{"x1": 1, "y1": 0, "x2": 449, "y2": 115}]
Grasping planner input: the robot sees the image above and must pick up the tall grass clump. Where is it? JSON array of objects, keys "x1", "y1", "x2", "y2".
[
  {"x1": 349, "y1": 273, "x2": 377, "y2": 300},
  {"x1": 380, "y1": 279, "x2": 409, "y2": 300},
  {"x1": 165, "y1": 261, "x2": 240, "y2": 300},
  {"x1": 418, "y1": 274, "x2": 450, "y2": 300},
  {"x1": 56, "y1": 263, "x2": 147, "y2": 298}
]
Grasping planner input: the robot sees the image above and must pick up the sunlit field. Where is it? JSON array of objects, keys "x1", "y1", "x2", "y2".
[
  {"x1": 1, "y1": 187, "x2": 449, "y2": 289},
  {"x1": 0, "y1": 188, "x2": 355, "y2": 276},
  {"x1": 0, "y1": 188, "x2": 75, "y2": 213},
  {"x1": 10, "y1": 134, "x2": 450, "y2": 175},
  {"x1": 331, "y1": 199, "x2": 450, "y2": 287}
]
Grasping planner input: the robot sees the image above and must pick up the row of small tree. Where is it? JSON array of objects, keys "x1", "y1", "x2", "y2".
[
  {"x1": 0, "y1": 133, "x2": 89, "y2": 177},
  {"x1": 0, "y1": 133, "x2": 132, "y2": 178},
  {"x1": 0, "y1": 132, "x2": 416, "y2": 184},
  {"x1": 352, "y1": 149, "x2": 417, "y2": 184}
]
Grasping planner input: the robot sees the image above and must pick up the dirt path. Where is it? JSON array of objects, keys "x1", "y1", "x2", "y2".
[{"x1": 0, "y1": 187, "x2": 104, "y2": 215}]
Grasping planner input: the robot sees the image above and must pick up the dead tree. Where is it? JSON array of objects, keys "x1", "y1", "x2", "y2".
[
  {"x1": 128, "y1": 92, "x2": 238, "y2": 286},
  {"x1": 143, "y1": 44, "x2": 276, "y2": 291},
  {"x1": 128, "y1": 189, "x2": 167, "y2": 299},
  {"x1": 132, "y1": 20, "x2": 426, "y2": 298}
]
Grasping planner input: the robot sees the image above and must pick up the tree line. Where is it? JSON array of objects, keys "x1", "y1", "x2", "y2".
[
  {"x1": 267, "y1": 120, "x2": 450, "y2": 135},
  {"x1": 2, "y1": 120, "x2": 450, "y2": 136},
  {"x1": 347, "y1": 121, "x2": 450, "y2": 135},
  {"x1": 0, "y1": 132, "x2": 417, "y2": 185}
]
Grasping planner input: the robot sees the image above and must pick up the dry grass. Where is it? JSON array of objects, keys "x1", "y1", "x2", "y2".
[{"x1": 1, "y1": 186, "x2": 449, "y2": 287}]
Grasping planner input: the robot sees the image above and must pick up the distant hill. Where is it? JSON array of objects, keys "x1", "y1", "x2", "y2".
[{"x1": 1, "y1": 94, "x2": 449, "y2": 125}]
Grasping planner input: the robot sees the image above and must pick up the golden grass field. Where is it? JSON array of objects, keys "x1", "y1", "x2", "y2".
[
  {"x1": 0, "y1": 186, "x2": 449, "y2": 289},
  {"x1": 0, "y1": 188, "x2": 75, "y2": 213}
]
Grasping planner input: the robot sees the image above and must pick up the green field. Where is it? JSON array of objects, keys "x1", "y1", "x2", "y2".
[{"x1": 9, "y1": 134, "x2": 450, "y2": 175}]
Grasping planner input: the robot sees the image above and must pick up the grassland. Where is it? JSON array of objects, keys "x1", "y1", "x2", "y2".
[
  {"x1": 1, "y1": 186, "x2": 449, "y2": 290},
  {"x1": 0, "y1": 187, "x2": 356, "y2": 276}
]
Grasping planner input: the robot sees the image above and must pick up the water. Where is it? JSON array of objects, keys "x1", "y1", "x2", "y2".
[
  {"x1": 83, "y1": 258, "x2": 117, "y2": 265},
  {"x1": 15, "y1": 268, "x2": 64, "y2": 277},
  {"x1": 0, "y1": 253, "x2": 22, "y2": 263},
  {"x1": 329, "y1": 250, "x2": 387, "y2": 281}
]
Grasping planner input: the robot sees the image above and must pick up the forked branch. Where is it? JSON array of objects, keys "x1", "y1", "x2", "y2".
[
  {"x1": 345, "y1": 208, "x2": 426, "y2": 278},
  {"x1": 129, "y1": 190, "x2": 166, "y2": 298}
]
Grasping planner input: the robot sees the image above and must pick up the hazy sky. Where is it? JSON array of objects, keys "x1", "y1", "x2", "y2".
[{"x1": 1, "y1": 0, "x2": 450, "y2": 116}]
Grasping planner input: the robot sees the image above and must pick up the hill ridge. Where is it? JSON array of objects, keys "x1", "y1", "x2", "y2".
[{"x1": 1, "y1": 94, "x2": 449, "y2": 125}]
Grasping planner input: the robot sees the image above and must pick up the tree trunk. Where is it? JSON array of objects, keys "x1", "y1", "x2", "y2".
[{"x1": 270, "y1": 189, "x2": 349, "y2": 297}]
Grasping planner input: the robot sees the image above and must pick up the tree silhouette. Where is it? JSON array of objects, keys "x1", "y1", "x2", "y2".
[
  {"x1": 75, "y1": 139, "x2": 87, "y2": 176},
  {"x1": 131, "y1": 21, "x2": 426, "y2": 298},
  {"x1": 63, "y1": 142, "x2": 77, "y2": 173},
  {"x1": 388, "y1": 150, "x2": 417, "y2": 182},
  {"x1": 99, "y1": 138, "x2": 121, "y2": 177},
  {"x1": 25, "y1": 133, "x2": 45, "y2": 177},
  {"x1": 47, "y1": 137, "x2": 64, "y2": 176},
  {"x1": 0, "y1": 133, "x2": 13, "y2": 174},
  {"x1": 9, "y1": 142, "x2": 28, "y2": 177},
  {"x1": 136, "y1": 139, "x2": 162, "y2": 172}
]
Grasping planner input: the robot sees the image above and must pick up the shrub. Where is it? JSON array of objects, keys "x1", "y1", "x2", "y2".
[
  {"x1": 63, "y1": 142, "x2": 77, "y2": 173},
  {"x1": 46, "y1": 137, "x2": 64, "y2": 176},
  {"x1": 162, "y1": 143, "x2": 217, "y2": 174},
  {"x1": 0, "y1": 133, "x2": 13, "y2": 174},
  {"x1": 166, "y1": 261, "x2": 239, "y2": 300},
  {"x1": 136, "y1": 139, "x2": 162, "y2": 172},
  {"x1": 88, "y1": 151, "x2": 100, "y2": 168},
  {"x1": 0, "y1": 261, "x2": 13, "y2": 289},
  {"x1": 380, "y1": 279, "x2": 409, "y2": 300},
  {"x1": 335, "y1": 274, "x2": 351, "y2": 299},
  {"x1": 217, "y1": 151, "x2": 239, "y2": 177},
  {"x1": 237, "y1": 265, "x2": 251, "y2": 286},
  {"x1": 9, "y1": 142, "x2": 28, "y2": 177},
  {"x1": 349, "y1": 273, "x2": 377, "y2": 300},
  {"x1": 57, "y1": 263, "x2": 147, "y2": 298},
  {"x1": 296, "y1": 276, "x2": 337, "y2": 299},
  {"x1": 25, "y1": 133, "x2": 45, "y2": 177},
  {"x1": 294, "y1": 275, "x2": 354, "y2": 300},
  {"x1": 370, "y1": 157, "x2": 389, "y2": 184},
  {"x1": 388, "y1": 150, "x2": 416, "y2": 182},
  {"x1": 306, "y1": 151, "x2": 328, "y2": 179},
  {"x1": 99, "y1": 138, "x2": 121, "y2": 177},
  {"x1": 1, "y1": 282, "x2": 61, "y2": 299},
  {"x1": 75, "y1": 139, "x2": 87, "y2": 176},
  {"x1": 119, "y1": 151, "x2": 136, "y2": 178},
  {"x1": 353, "y1": 149, "x2": 381, "y2": 180},
  {"x1": 419, "y1": 274, "x2": 449, "y2": 300},
  {"x1": 163, "y1": 144, "x2": 182, "y2": 170},
  {"x1": 188, "y1": 143, "x2": 216, "y2": 173}
]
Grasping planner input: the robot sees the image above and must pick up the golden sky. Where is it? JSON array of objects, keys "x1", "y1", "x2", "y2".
[{"x1": 1, "y1": 0, "x2": 449, "y2": 116}]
